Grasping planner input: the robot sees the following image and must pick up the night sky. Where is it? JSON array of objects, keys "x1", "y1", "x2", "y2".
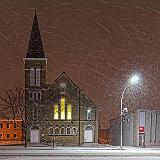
[{"x1": 0, "y1": 0, "x2": 160, "y2": 129}]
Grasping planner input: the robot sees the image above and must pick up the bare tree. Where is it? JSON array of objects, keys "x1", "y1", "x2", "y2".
[{"x1": 0, "y1": 86, "x2": 28, "y2": 147}]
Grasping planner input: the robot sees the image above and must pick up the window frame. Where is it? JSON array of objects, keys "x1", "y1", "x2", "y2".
[
  {"x1": 49, "y1": 127, "x2": 54, "y2": 135},
  {"x1": 0, "y1": 123, "x2": 3, "y2": 129},
  {"x1": 72, "y1": 127, "x2": 77, "y2": 135},
  {"x1": 6, "y1": 122, "x2": 10, "y2": 129},
  {"x1": 36, "y1": 68, "x2": 41, "y2": 86},
  {"x1": 30, "y1": 68, "x2": 35, "y2": 86},
  {"x1": 37, "y1": 92, "x2": 41, "y2": 100},
  {"x1": 60, "y1": 127, "x2": 65, "y2": 135},
  {"x1": 66, "y1": 127, "x2": 71, "y2": 135},
  {"x1": 67, "y1": 104, "x2": 72, "y2": 120},
  {"x1": 14, "y1": 123, "x2": 17, "y2": 129},
  {"x1": 54, "y1": 127, "x2": 60, "y2": 135},
  {"x1": 54, "y1": 104, "x2": 59, "y2": 120},
  {"x1": 14, "y1": 133, "x2": 17, "y2": 138},
  {"x1": 6, "y1": 133, "x2": 10, "y2": 139},
  {"x1": 60, "y1": 97, "x2": 65, "y2": 120},
  {"x1": 86, "y1": 108, "x2": 92, "y2": 120},
  {"x1": 0, "y1": 133, "x2": 3, "y2": 139}
]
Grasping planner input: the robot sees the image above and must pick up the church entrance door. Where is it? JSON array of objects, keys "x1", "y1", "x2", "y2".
[
  {"x1": 30, "y1": 128, "x2": 40, "y2": 143},
  {"x1": 84, "y1": 126, "x2": 94, "y2": 142}
]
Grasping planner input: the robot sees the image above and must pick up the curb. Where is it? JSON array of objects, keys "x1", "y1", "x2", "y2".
[{"x1": 1, "y1": 153, "x2": 160, "y2": 157}]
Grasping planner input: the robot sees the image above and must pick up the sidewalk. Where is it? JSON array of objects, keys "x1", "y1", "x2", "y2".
[{"x1": 0, "y1": 145, "x2": 160, "y2": 157}]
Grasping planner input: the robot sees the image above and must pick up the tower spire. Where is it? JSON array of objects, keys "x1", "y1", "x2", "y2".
[{"x1": 26, "y1": 11, "x2": 45, "y2": 58}]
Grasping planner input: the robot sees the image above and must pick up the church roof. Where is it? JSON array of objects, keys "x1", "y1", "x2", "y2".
[
  {"x1": 26, "y1": 11, "x2": 45, "y2": 58},
  {"x1": 45, "y1": 72, "x2": 97, "y2": 107}
]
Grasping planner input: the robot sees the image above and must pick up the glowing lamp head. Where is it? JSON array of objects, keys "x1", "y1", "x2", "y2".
[{"x1": 130, "y1": 74, "x2": 140, "y2": 85}]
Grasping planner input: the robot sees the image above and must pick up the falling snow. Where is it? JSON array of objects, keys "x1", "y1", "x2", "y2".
[{"x1": 0, "y1": 0, "x2": 160, "y2": 128}]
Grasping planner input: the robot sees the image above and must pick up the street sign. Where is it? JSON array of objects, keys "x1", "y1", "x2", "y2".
[{"x1": 139, "y1": 127, "x2": 144, "y2": 133}]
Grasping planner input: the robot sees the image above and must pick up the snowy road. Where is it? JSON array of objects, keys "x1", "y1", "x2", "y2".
[
  {"x1": 1, "y1": 146, "x2": 160, "y2": 159},
  {"x1": 0, "y1": 156, "x2": 160, "y2": 160}
]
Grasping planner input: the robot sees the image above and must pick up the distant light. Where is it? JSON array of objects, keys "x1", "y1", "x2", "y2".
[{"x1": 130, "y1": 74, "x2": 140, "y2": 85}]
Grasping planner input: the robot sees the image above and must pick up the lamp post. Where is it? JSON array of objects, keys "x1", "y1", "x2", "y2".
[{"x1": 120, "y1": 74, "x2": 140, "y2": 149}]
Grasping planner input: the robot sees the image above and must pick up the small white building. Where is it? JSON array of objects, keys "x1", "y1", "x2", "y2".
[{"x1": 110, "y1": 109, "x2": 160, "y2": 147}]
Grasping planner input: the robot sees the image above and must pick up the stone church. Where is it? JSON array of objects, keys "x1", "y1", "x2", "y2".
[{"x1": 24, "y1": 11, "x2": 98, "y2": 146}]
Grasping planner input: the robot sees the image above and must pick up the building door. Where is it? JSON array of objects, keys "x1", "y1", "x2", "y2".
[
  {"x1": 84, "y1": 126, "x2": 93, "y2": 142},
  {"x1": 139, "y1": 133, "x2": 145, "y2": 147},
  {"x1": 30, "y1": 129, "x2": 40, "y2": 143}
]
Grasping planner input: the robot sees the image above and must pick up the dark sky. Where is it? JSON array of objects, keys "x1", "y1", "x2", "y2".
[{"x1": 0, "y1": 0, "x2": 160, "y2": 128}]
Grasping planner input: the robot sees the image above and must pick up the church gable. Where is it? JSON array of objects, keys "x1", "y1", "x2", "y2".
[
  {"x1": 44, "y1": 72, "x2": 96, "y2": 107},
  {"x1": 44, "y1": 73, "x2": 80, "y2": 104},
  {"x1": 42, "y1": 73, "x2": 97, "y2": 121}
]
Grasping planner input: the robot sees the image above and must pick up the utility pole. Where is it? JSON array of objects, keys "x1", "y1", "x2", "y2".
[
  {"x1": 78, "y1": 89, "x2": 81, "y2": 146},
  {"x1": 52, "y1": 135, "x2": 55, "y2": 148}
]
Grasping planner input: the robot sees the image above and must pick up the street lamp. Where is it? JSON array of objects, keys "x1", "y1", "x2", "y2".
[{"x1": 120, "y1": 74, "x2": 140, "y2": 149}]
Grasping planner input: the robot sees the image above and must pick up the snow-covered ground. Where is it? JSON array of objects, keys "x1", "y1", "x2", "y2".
[
  {"x1": 0, "y1": 145, "x2": 160, "y2": 156},
  {"x1": 0, "y1": 156, "x2": 160, "y2": 160}
]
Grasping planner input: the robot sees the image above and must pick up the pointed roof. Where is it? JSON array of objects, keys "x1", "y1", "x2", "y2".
[
  {"x1": 26, "y1": 10, "x2": 45, "y2": 58},
  {"x1": 45, "y1": 72, "x2": 96, "y2": 106}
]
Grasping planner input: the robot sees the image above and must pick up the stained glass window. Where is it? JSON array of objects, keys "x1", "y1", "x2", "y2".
[
  {"x1": 54, "y1": 104, "x2": 59, "y2": 120},
  {"x1": 67, "y1": 104, "x2": 72, "y2": 120},
  {"x1": 61, "y1": 97, "x2": 65, "y2": 120}
]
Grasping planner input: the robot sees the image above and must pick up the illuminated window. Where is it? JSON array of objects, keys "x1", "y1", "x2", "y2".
[
  {"x1": 61, "y1": 97, "x2": 65, "y2": 120},
  {"x1": 67, "y1": 104, "x2": 72, "y2": 120},
  {"x1": 87, "y1": 108, "x2": 92, "y2": 120},
  {"x1": 54, "y1": 104, "x2": 59, "y2": 120}
]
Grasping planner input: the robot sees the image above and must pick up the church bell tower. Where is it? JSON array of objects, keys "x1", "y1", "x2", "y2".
[{"x1": 24, "y1": 11, "x2": 47, "y2": 123}]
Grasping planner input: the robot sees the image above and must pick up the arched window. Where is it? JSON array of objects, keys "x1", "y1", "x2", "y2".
[
  {"x1": 72, "y1": 127, "x2": 77, "y2": 135},
  {"x1": 85, "y1": 125, "x2": 93, "y2": 130},
  {"x1": 61, "y1": 97, "x2": 65, "y2": 120},
  {"x1": 87, "y1": 108, "x2": 92, "y2": 120},
  {"x1": 60, "y1": 127, "x2": 65, "y2": 135},
  {"x1": 55, "y1": 127, "x2": 59, "y2": 135},
  {"x1": 49, "y1": 127, "x2": 53, "y2": 135},
  {"x1": 54, "y1": 104, "x2": 59, "y2": 120},
  {"x1": 66, "y1": 127, "x2": 71, "y2": 135},
  {"x1": 67, "y1": 104, "x2": 72, "y2": 120}
]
